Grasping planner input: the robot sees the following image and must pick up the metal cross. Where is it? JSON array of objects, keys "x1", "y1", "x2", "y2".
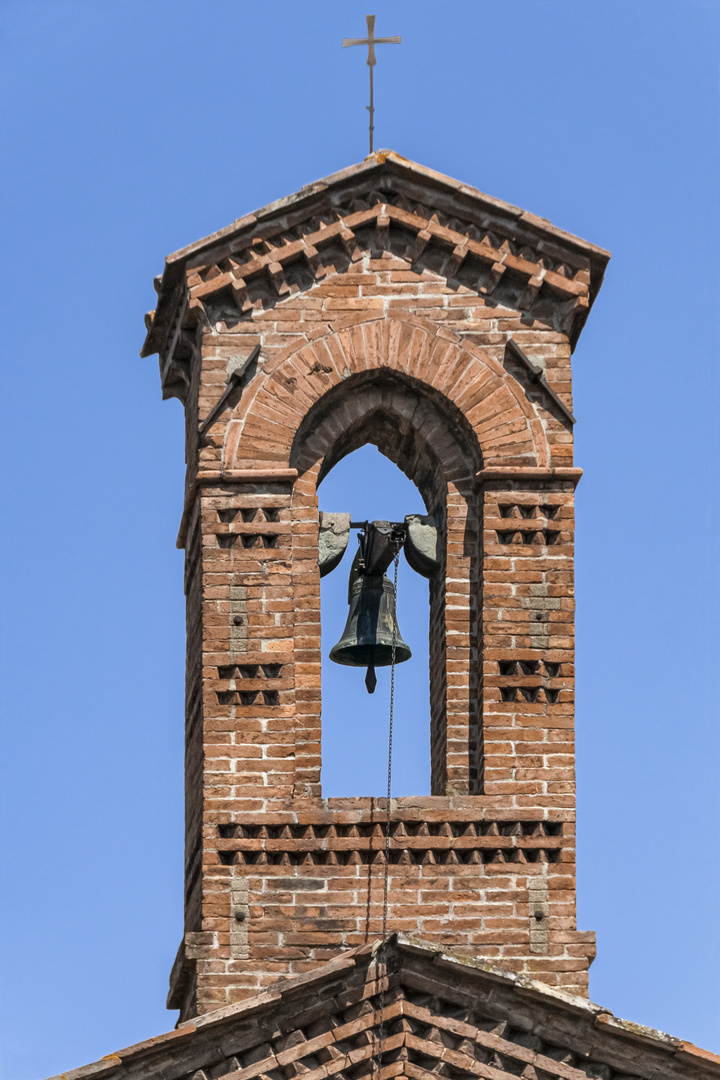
[{"x1": 343, "y1": 15, "x2": 401, "y2": 155}]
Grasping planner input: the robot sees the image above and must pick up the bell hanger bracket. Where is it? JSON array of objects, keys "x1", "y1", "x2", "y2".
[{"x1": 318, "y1": 514, "x2": 441, "y2": 579}]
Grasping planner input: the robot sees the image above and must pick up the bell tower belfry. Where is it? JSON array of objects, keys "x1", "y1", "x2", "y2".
[{"x1": 142, "y1": 152, "x2": 609, "y2": 1022}]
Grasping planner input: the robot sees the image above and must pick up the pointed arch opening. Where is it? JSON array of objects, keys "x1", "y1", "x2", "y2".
[
  {"x1": 291, "y1": 369, "x2": 485, "y2": 796},
  {"x1": 319, "y1": 446, "x2": 430, "y2": 797},
  {"x1": 292, "y1": 368, "x2": 483, "y2": 509}
]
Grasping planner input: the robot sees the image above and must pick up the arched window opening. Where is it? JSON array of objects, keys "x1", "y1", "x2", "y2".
[
  {"x1": 291, "y1": 368, "x2": 484, "y2": 798},
  {"x1": 320, "y1": 445, "x2": 431, "y2": 798}
]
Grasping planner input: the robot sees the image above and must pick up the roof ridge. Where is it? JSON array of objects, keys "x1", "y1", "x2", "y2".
[{"x1": 47, "y1": 936, "x2": 720, "y2": 1080}]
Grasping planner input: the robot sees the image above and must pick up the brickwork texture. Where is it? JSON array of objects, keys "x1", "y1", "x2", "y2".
[{"x1": 143, "y1": 152, "x2": 610, "y2": 1021}]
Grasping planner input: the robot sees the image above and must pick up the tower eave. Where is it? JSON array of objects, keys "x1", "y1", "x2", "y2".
[{"x1": 141, "y1": 150, "x2": 610, "y2": 362}]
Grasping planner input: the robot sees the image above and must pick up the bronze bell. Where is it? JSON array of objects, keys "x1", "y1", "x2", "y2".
[{"x1": 329, "y1": 522, "x2": 412, "y2": 693}]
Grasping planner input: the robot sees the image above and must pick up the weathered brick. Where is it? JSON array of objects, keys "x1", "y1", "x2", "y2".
[{"x1": 143, "y1": 154, "x2": 610, "y2": 1021}]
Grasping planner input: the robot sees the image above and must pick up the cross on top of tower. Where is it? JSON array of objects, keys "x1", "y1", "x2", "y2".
[
  {"x1": 343, "y1": 13, "x2": 401, "y2": 66},
  {"x1": 343, "y1": 14, "x2": 401, "y2": 154}
]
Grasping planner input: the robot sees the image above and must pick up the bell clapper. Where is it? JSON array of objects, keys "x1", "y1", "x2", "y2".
[{"x1": 365, "y1": 665, "x2": 377, "y2": 694}]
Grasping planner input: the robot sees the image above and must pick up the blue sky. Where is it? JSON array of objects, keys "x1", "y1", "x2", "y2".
[{"x1": 0, "y1": 2, "x2": 718, "y2": 1077}]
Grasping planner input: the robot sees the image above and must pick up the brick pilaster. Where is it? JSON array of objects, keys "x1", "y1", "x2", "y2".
[{"x1": 480, "y1": 470, "x2": 580, "y2": 803}]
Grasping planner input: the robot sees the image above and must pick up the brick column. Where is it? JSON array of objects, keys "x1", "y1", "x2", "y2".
[
  {"x1": 441, "y1": 478, "x2": 482, "y2": 795},
  {"x1": 289, "y1": 467, "x2": 322, "y2": 798},
  {"x1": 480, "y1": 468, "x2": 581, "y2": 805}
]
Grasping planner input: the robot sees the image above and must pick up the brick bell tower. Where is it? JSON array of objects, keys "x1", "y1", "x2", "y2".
[{"x1": 142, "y1": 152, "x2": 609, "y2": 1023}]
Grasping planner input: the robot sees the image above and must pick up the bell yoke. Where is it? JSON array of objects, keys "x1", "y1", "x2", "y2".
[{"x1": 322, "y1": 515, "x2": 441, "y2": 694}]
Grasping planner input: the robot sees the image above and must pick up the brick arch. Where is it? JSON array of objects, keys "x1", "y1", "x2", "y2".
[
  {"x1": 224, "y1": 314, "x2": 550, "y2": 471},
  {"x1": 220, "y1": 314, "x2": 550, "y2": 799},
  {"x1": 286, "y1": 365, "x2": 482, "y2": 797},
  {"x1": 290, "y1": 370, "x2": 481, "y2": 512}
]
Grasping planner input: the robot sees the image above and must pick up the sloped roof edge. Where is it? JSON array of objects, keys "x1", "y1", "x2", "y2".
[
  {"x1": 47, "y1": 935, "x2": 719, "y2": 1080},
  {"x1": 142, "y1": 150, "x2": 610, "y2": 359},
  {"x1": 167, "y1": 151, "x2": 611, "y2": 268}
]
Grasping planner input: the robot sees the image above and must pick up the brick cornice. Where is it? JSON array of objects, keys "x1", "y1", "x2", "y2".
[
  {"x1": 184, "y1": 202, "x2": 590, "y2": 312},
  {"x1": 176, "y1": 468, "x2": 298, "y2": 548},
  {"x1": 476, "y1": 466, "x2": 583, "y2": 486},
  {"x1": 142, "y1": 151, "x2": 610, "y2": 377}
]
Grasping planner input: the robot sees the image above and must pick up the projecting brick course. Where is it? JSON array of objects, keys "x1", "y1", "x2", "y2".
[{"x1": 144, "y1": 152, "x2": 610, "y2": 1021}]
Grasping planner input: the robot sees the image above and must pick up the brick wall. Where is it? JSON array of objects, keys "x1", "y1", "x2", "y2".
[{"x1": 146, "y1": 155, "x2": 609, "y2": 1020}]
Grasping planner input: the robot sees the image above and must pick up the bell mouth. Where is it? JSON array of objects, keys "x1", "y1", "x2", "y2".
[{"x1": 328, "y1": 641, "x2": 412, "y2": 667}]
